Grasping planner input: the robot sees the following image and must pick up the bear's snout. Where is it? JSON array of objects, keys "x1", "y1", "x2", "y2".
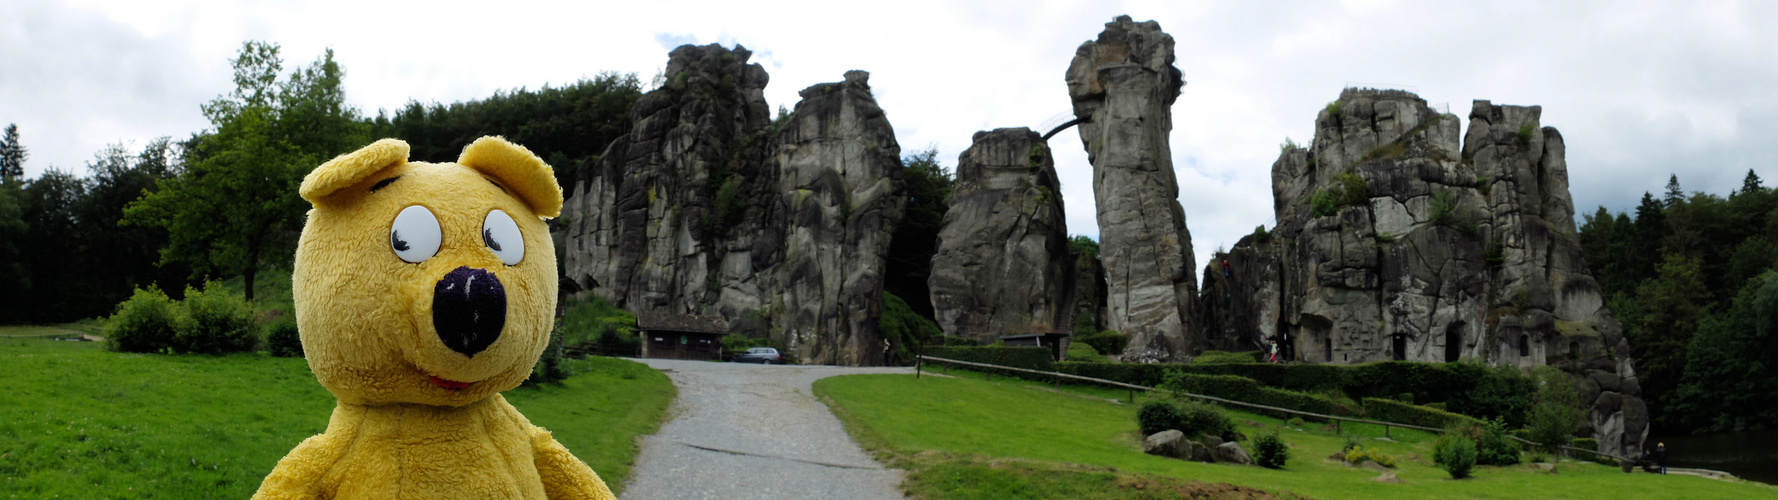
[{"x1": 432, "y1": 266, "x2": 507, "y2": 357}]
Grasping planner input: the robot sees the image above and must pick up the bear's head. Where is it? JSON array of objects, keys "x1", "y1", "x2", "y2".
[{"x1": 293, "y1": 137, "x2": 561, "y2": 407}]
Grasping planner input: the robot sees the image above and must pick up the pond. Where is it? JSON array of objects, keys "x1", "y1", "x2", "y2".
[{"x1": 1646, "y1": 429, "x2": 1778, "y2": 485}]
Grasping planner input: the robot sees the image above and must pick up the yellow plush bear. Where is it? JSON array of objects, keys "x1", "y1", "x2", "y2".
[{"x1": 253, "y1": 137, "x2": 614, "y2": 499}]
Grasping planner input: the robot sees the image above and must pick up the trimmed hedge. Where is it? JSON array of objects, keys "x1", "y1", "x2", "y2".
[
  {"x1": 1057, "y1": 362, "x2": 1172, "y2": 386},
  {"x1": 926, "y1": 346, "x2": 1055, "y2": 374},
  {"x1": 1362, "y1": 397, "x2": 1482, "y2": 429},
  {"x1": 1193, "y1": 350, "x2": 1261, "y2": 364},
  {"x1": 1163, "y1": 372, "x2": 1334, "y2": 421}
]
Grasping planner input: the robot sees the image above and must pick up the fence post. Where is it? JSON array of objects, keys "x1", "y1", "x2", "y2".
[
  {"x1": 1385, "y1": 424, "x2": 1391, "y2": 439},
  {"x1": 916, "y1": 356, "x2": 922, "y2": 379},
  {"x1": 1336, "y1": 420, "x2": 1342, "y2": 435}
]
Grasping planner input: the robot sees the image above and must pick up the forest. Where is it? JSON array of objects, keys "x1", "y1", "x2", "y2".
[{"x1": 1578, "y1": 173, "x2": 1778, "y2": 434}]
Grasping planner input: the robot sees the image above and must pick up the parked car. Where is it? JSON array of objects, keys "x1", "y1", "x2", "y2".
[{"x1": 731, "y1": 347, "x2": 785, "y2": 364}]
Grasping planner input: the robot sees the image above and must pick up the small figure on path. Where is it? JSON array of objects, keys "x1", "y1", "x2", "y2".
[
  {"x1": 1222, "y1": 260, "x2": 1230, "y2": 277},
  {"x1": 1267, "y1": 339, "x2": 1280, "y2": 363},
  {"x1": 883, "y1": 339, "x2": 893, "y2": 366},
  {"x1": 1656, "y1": 442, "x2": 1667, "y2": 475}
]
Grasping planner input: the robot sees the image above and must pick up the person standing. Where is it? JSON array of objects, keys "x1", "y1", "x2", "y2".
[
  {"x1": 1268, "y1": 339, "x2": 1280, "y2": 363},
  {"x1": 1656, "y1": 442, "x2": 1667, "y2": 475}
]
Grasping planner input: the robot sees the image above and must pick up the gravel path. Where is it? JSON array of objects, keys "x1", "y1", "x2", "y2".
[{"x1": 619, "y1": 359, "x2": 913, "y2": 500}]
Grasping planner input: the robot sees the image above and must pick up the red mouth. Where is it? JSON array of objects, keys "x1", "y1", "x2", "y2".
[{"x1": 429, "y1": 376, "x2": 474, "y2": 390}]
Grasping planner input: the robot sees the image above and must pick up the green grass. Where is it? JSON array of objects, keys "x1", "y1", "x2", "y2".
[
  {"x1": 815, "y1": 373, "x2": 1778, "y2": 499},
  {"x1": 0, "y1": 336, "x2": 674, "y2": 498}
]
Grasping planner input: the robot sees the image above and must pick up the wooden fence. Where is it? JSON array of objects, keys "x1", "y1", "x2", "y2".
[{"x1": 917, "y1": 354, "x2": 1631, "y2": 464}]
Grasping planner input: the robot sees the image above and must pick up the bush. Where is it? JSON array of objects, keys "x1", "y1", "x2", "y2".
[
  {"x1": 1138, "y1": 402, "x2": 1184, "y2": 436},
  {"x1": 1362, "y1": 397, "x2": 1482, "y2": 429},
  {"x1": 266, "y1": 321, "x2": 303, "y2": 358},
  {"x1": 925, "y1": 346, "x2": 1055, "y2": 374},
  {"x1": 527, "y1": 320, "x2": 572, "y2": 385},
  {"x1": 1065, "y1": 341, "x2": 1108, "y2": 363},
  {"x1": 1434, "y1": 431, "x2": 1479, "y2": 479},
  {"x1": 1527, "y1": 365, "x2": 1582, "y2": 452},
  {"x1": 1194, "y1": 350, "x2": 1260, "y2": 364},
  {"x1": 595, "y1": 323, "x2": 641, "y2": 357},
  {"x1": 1077, "y1": 330, "x2": 1126, "y2": 356},
  {"x1": 1475, "y1": 417, "x2": 1522, "y2": 466},
  {"x1": 1344, "y1": 446, "x2": 1397, "y2": 468},
  {"x1": 105, "y1": 288, "x2": 180, "y2": 354},
  {"x1": 940, "y1": 335, "x2": 979, "y2": 346},
  {"x1": 1177, "y1": 400, "x2": 1237, "y2": 441},
  {"x1": 557, "y1": 294, "x2": 637, "y2": 352},
  {"x1": 1252, "y1": 431, "x2": 1290, "y2": 469},
  {"x1": 1309, "y1": 171, "x2": 1370, "y2": 217},
  {"x1": 1163, "y1": 371, "x2": 1334, "y2": 420},
  {"x1": 1287, "y1": 417, "x2": 1305, "y2": 428},
  {"x1": 173, "y1": 282, "x2": 260, "y2": 355}
]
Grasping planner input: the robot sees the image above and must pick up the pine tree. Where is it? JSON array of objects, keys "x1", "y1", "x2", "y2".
[
  {"x1": 0, "y1": 124, "x2": 25, "y2": 181},
  {"x1": 1742, "y1": 169, "x2": 1765, "y2": 196},
  {"x1": 1664, "y1": 174, "x2": 1685, "y2": 207}
]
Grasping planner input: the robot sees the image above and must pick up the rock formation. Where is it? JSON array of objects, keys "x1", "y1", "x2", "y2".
[
  {"x1": 561, "y1": 45, "x2": 905, "y2": 365},
  {"x1": 1066, "y1": 15, "x2": 1199, "y2": 362},
  {"x1": 928, "y1": 128, "x2": 1072, "y2": 341},
  {"x1": 755, "y1": 70, "x2": 907, "y2": 366},
  {"x1": 1209, "y1": 87, "x2": 1647, "y2": 460}
]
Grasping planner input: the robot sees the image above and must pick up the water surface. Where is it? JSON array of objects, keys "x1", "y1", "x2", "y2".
[{"x1": 1647, "y1": 429, "x2": 1778, "y2": 485}]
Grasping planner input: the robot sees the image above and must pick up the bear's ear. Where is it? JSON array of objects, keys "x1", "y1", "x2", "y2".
[
  {"x1": 457, "y1": 136, "x2": 563, "y2": 218},
  {"x1": 301, "y1": 139, "x2": 410, "y2": 204}
]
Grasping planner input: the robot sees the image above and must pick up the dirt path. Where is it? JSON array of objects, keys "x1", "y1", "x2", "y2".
[{"x1": 619, "y1": 359, "x2": 911, "y2": 500}]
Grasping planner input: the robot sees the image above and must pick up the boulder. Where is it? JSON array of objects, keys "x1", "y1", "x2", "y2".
[
  {"x1": 1214, "y1": 442, "x2": 1254, "y2": 465},
  {"x1": 928, "y1": 128, "x2": 1072, "y2": 342},
  {"x1": 1066, "y1": 15, "x2": 1198, "y2": 362},
  {"x1": 1142, "y1": 430, "x2": 1189, "y2": 459},
  {"x1": 1372, "y1": 472, "x2": 1402, "y2": 484},
  {"x1": 1360, "y1": 460, "x2": 1390, "y2": 472},
  {"x1": 1187, "y1": 440, "x2": 1215, "y2": 463},
  {"x1": 1528, "y1": 463, "x2": 1558, "y2": 474}
]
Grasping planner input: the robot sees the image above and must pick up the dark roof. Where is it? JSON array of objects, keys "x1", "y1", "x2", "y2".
[
  {"x1": 999, "y1": 331, "x2": 1070, "y2": 340},
  {"x1": 634, "y1": 311, "x2": 728, "y2": 334}
]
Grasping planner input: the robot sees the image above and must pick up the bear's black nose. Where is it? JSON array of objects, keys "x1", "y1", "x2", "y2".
[{"x1": 432, "y1": 266, "x2": 506, "y2": 357}]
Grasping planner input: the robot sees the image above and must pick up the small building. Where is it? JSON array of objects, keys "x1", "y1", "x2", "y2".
[
  {"x1": 998, "y1": 330, "x2": 1072, "y2": 361},
  {"x1": 637, "y1": 312, "x2": 729, "y2": 361}
]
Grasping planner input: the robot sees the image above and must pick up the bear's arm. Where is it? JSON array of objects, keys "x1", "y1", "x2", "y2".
[
  {"x1": 252, "y1": 404, "x2": 360, "y2": 500},
  {"x1": 530, "y1": 429, "x2": 617, "y2": 500}
]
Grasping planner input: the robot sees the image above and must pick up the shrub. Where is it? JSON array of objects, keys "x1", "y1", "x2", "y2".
[
  {"x1": 1177, "y1": 400, "x2": 1237, "y2": 441},
  {"x1": 1077, "y1": 330, "x2": 1126, "y2": 355},
  {"x1": 527, "y1": 319, "x2": 572, "y2": 385},
  {"x1": 1162, "y1": 371, "x2": 1335, "y2": 419},
  {"x1": 266, "y1": 321, "x2": 303, "y2": 358},
  {"x1": 1429, "y1": 189, "x2": 1458, "y2": 226},
  {"x1": 1362, "y1": 397, "x2": 1482, "y2": 429},
  {"x1": 1287, "y1": 417, "x2": 1305, "y2": 428},
  {"x1": 595, "y1": 323, "x2": 641, "y2": 357},
  {"x1": 1310, "y1": 187, "x2": 1341, "y2": 218},
  {"x1": 1342, "y1": 435, "x2": 1363, "y2": 453},
  {"x1": 1434, "y1": 431, "x2": 1479, "y2": 479},
  {"x1": 1475, "y1": 417, "x2": 1522, "y2": 466},
  {"x1": 879, "y1": 292, "x2": 941, "y2": 364},
  {"x1": 1527, "y1": 365, "x2": 1582, "y2": 452},
  {"x1": 174, "y1": 281, "x2": 260, "y2": 355},
  {"x1": 940, "y1": 335, "x2": 979, "y2": 346},
  {"x1": 1066, "y1": 341, "x2": 1109, "y2": 363},
  {"x1": 105, "y1": 287, "x2": 180, "y2": 354},
  {"x1": 925, "y1": 346, "x2": 1055, "y2": 374},
  {"x1": 557, "y1": 294, "x2": 636, "y2": 352},
  {"x1": 1138, "y1": 402, "x2": 1184, "y2": 436},
  {"x1": 1344, "y1": 446, "x2": 1397, "y2": 468},
  {"x1": 1310, "y1": 170, "x2": 1369, "y2": 217},
  {"x1": 1194, "y1": 350, "x2": 1260, "y2": 364},
  {"x1": 1252, "y1": 431, "x2": 1290, "y2": 469}
]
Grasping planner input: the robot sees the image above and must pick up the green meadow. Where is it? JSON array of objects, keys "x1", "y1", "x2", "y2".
[
  {"x1": 815, "y1": 372, "x2": 1778, "y2": 500},
  {"x1": 0, "y1": 334, "x2": 673, "y2": 498}
]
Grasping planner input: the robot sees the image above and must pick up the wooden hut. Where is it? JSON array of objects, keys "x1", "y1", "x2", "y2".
[
  {"x1": 636, "y1": 312, "x2": 729, "y2": 361},
  {"x1": 998, "y1": 330, "x2": 1072, "y2": 361}
]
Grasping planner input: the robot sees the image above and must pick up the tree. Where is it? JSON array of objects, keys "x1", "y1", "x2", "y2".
[
  {"x1": 1526, "y1": 365, "x2": 1582, "y2": 452},
  {"x1": 1627, "y1": 254, "x2": 1709, "y2": 429},
  {"x1": 0, "y1": 124, "x2": 24, "y2": 181},
  {"x1": 1741, "y1": 169, "x2": 1765, "y2": 196},
  {"x1": 881, "y1": 147, "x2": 953, "y2": 321},
  {"x1": 1671, "y1": 272, "x2": 1778, "y2": 432},
  {"x1": 126, "y1": 41, "x2": 365, "y2": 301},
  {"x1": 0, "y1": 177, "x2": 28, "y2": 322},
  {"x1": 22, "y1": 168, "x2": 90, "y2": 321},
  {"x1": 1664, "y1": 174, "x2": 1684, "y2": 208}
]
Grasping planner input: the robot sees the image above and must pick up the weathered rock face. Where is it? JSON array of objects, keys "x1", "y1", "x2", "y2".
[
  {"x1": 1066, "y1": 15, "x2": 1198, "y2": 362},
  {"x1": 755, "y1": 70, "x2": 907, "y2": 366},
  {"x1": 561, "y1": 45, "x2": 905, "y2": 366},
  {"x1": 928, "y1": 128, "x2": 1072, "y2": 341},
  {"x1": 1216, "y1": 88, "x2": 1647, "y2": 459},
  {"x1": 561, "y1": 43, "x2": 773, "y2": 315}
]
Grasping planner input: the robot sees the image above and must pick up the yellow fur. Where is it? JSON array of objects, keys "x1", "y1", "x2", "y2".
[{"x1": 255, "y1": 137, "x2": 612, "y2": 499}]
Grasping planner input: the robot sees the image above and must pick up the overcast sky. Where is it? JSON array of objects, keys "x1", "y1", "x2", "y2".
[{"x1": 5, "y1": 0, "x2": 1776, "y2": 280}]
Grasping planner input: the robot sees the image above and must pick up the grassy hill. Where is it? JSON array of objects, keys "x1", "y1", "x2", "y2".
[
  {"x1": 0, "y1": 335, "x2": 673, "y2": 498},
  {"x1": 815, "y1": 371, "x2": 1778, "y2": 499}
]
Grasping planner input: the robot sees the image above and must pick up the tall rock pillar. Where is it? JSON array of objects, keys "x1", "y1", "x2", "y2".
[
  {"x1": 1066, "y1": 15, "x2": 1198, "y2": 362},
  {"x1": 928, "y1": 128, "x2": 1072, "y2": 342}
]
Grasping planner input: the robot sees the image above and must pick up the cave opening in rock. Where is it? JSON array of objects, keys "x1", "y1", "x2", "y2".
[
  {"x1": 1444, "y1": 323, "x2": 1463, "y2": 362},
  {"x1": 1391, "y1": 334, "x2": 1406, "y2": 361},
  {"x1": 1519, "y1": 334, "x2": 1530, "y2": 357}
]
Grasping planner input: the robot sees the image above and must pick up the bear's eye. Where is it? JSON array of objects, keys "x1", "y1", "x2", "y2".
[
  {"x1": 482, "y1": 209, "x2": 524, "y2": 266},
  {"x1": 390, "y1": 205, "x2": 442, "y2": 263}
]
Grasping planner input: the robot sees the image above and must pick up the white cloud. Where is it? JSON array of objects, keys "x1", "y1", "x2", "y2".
[{"x1": 6, "y1": 0, "x2": 1778, "y2": 283}]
